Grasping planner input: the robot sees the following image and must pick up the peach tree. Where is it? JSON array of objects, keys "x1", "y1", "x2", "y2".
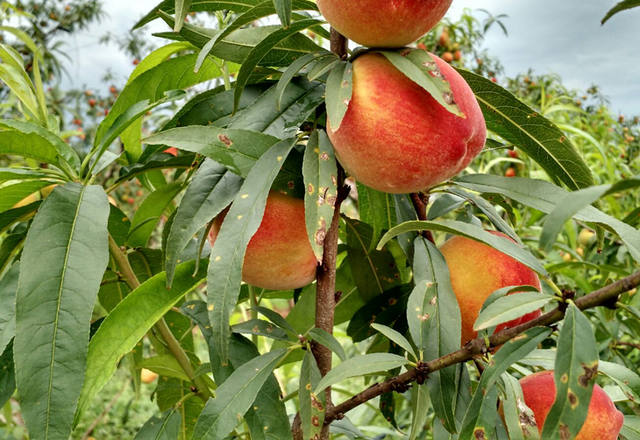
[{"x1": 1, "y1": 1, "x2": 639, "y2": 439}]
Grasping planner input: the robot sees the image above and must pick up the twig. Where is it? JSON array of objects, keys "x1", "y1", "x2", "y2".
[
  {"x1": 410, "y1": 192, "x2": 435, "y2": 243},
  {"x1": 324, "y1": 270, "x2": 640, "y2": 423},
  {"x1": 107, "y1": 235, "x2": 211, "y2": 402},
  {"x1": 614, "y1": 341, "x2": 640, "y2": 351}
]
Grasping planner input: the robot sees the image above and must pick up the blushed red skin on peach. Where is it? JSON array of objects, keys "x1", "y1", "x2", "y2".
[
  {"x1": 209, "y1": 192, "x2": 317, "y2": 291},
  {"x1": 520, "y1": 370, "x2": 624, "y2": 439},
  {"x1": 439, "y1": 231, "x2": 542, "y2": 345},
  {"x1": 328, "y1": 53, "x2": 486, "y2": 194},
  {"x1": 317, "y1": 0, "x2": 452, "y2": 47}
]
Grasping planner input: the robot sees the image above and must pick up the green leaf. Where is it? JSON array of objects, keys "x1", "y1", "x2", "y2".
[
  {"x1": 300, "y1": 350, "x2": 325, "y2": 440},
  {"x1": 232, "y1": 319, "x2": 289, "y2": 341},
  {"x1": 346, "y1": 218, "x2": 403, "y2": 301},
  {"x1": 194, "y1": 0, "x2": 317, "y2": 71},
  {"x1": 174, "y1": 0, "x2": 192, "y2": 31},
  {"x1": 357, "y1": 183, "x2": 397, "y2": 250},
  {"x1": 77, "y1": 260, "x2": 207, "y2": 418},
  {"x1": 0, "y1": 180, "x2": 49, "y2": 213},
  {"x1": 371, "y1": 323, "x2": 416, "y2": 361},
  {"x1": 0, "y1": 340, "x2": 15, "y2": 409},
  {"x1": 273, "y1": 0, "x2": 291, "y2": 26},
  {"x1": 539, "y1": 179, "x2": 640, "y2": 252},
  {"x1": 407, "y1": 237, "x2": 438, "y2": 358},
  {"x1": 454, "y1": 174, "x2": 640, "y2": 264},
  {"x1": 443, "y1": 186, "x2": 520, "y2": 244},
  {"x1": 500, "y1": 373, "x2": 540, "y2": 440},
  {"x1": 409, "y1": 383, "x2": 431, "y2": 440},
  {"x1": 276, "y1": 51, "x2": 333, "y2": 109},
  {"x1": 474, "y1": 291, "x2": 555, "y2": 331},
  {"x1": 228, "y1": 78, "x2": 325, "y2": 140},
  {"x1": 378, "y1": 219, "x2": 547, "y2": 276},
  {"x1": 599, "y1": 360, "x2": 640, "y2": 403},
  {"x1": 0, "y1": 202, "x2": 40, "y2": 236},
  {"x1": 303, "y1": 130, "x2": 338, "y2": 262},
  {"x1": 145, "y1": 126, "x2": 280, "y2": 177},
  {"x1": 0, "y1": 167, "x2": 51, "y2": 183},
  {"x1": 346, "y1": 285, "x2": 410, "y2": 343},
  {"x1": 457, "y1": 70, "x2": 594, "y2": 190},
  {"x1": 381, "y1": 49, "x2": 463, "y2": 117},
  {"x1": 129, "y1": 42, "x2": 194, "y2": 84},
  {"x1": 95, "y1": 53, "x2": 222, "y2": 149},
  {"x1": 308, "y1": 328, "x2": 346, "y2": 361},
  {"x1": 134, "y1": 410, "x2": 182, "y2": 440},
  {"x1": 192, "y1": 349, "x2": 288, "y2": 440},
  {"x1": 602, "y1": 0, "x2": 640, "y2": 24},
  {"x1": 621, "y1": 416, "x2": 640, "y2": 440},
  {"x1": 233, "y1": 18, "x2": 323, "y2": 111},
  {"x1": 325, "y1": 61, "x2": 353, "y2": 131},
  {"x1": 0, "y1": 50, "x2": 41, "y2": 122},
  {"x1": 315, "y1": 353, "x2": 408, "y2": 393},
  {"x1": 0, "y1": 120, "x2": 80, "y2": 176},
  {"x1": 254, "y1": 305, "x2": 297, "y2": 336},
  {"x1": 137, "y1": 354, "x2": 191, "y2": 381},
  {"x1": 135, "y1": 0, "x2": 263, "y2": 29},
  {"x1": 165, "y1": 160, "x2": 242, "y2": 285},
  {"x1": 420, "y1": 238, "x2": 461, "y2": 433},
  {"x1": 459, "y1": 327, "x2": 552, "y2": 439},
  {"x1": 128, "y1": 182, "x2": 183, "y2": 248},
  {"x1": 0, "y1": 263, "x2": 19, "y2": 355},
  {"x1": 14, "y1": 183, "x2": 109, "y2": 440},
  {"x1": 541, "y1": 303, "x2": 599, "y2": 439},
  {"x1": 207, "y1": 138, "x2": 296, "y2": 362}
]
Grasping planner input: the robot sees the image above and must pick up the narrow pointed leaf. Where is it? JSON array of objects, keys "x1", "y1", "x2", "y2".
[
  {"x1": 165, "y1": 159, "x2": 242, "y2": 285},
  {"x1": 232, "y1": 319, "x2": 289, "y2": 341},
  {"x1": 233, "y1": 18, "x2": 323, "y2": 111},
  {"x1": 421, "y1": 238, "x2": 461, "y2": 433},
  {"x1": 77, "y1": 260, "x2": 207, "y2": 417},
  {"x1": 192, "y1": 349, "x2": 288, "y2": 440},
  {"x1": 128, "y1": 182, "x2": 184, "y2": 248},
  {"x1": 0, "y1": 180, "x2": 49, "y2": 213},
  {"x1": 325, "y1": 61, "x2": 353, "y2": 131},
  {"x1": 14, "y1": 183, "x2": 109, "y2": 440},
  {"x1": 541, "y1": 303, "x2": 599, "y2": 439},
  {"x1": 0, "y1": 263, "x2": 19, "y2": 355},
  {"x1": 409, "y1": 383, "x2": 431, "y2": 440},
  {"x1": 315, "y1": 354, "x2": 408, "y2": 393},
  {"x1": 357, "y1": 183, "x2": 397, "y2": 250},
  {"x1": 174, "y1": 0, "x2": 192, "y2": 32},
  {"x1": 599, "y1": 360, "x2": 640, "y2": 403},
  {"x1": 135, "y1": 0, "x2": 263, "y2": 29},
  {"x1": 381, "y1": 49, "x2": 463, "y2": 117},
  {"x1": 378, "y1": 219, "x2": 547, "y2": 276},
  {"x1": 134, "y1": 410, "x2": 182, "y2": 440},
  {"x1": 602, "y1": 0, "x2": 640, "y2": 24},
  {"x1": 501, "y1": 373, "x2": 540, "y2": 440},
  {"x1": 459, "y1": 327, "x2": 551, "y2": 439},
  {"x1": 0, "y1": 340, "x2": 15, "y2": 408},
  {"x1": 371, "y1": 323, "x2": 416, "y2": 361},
  {"x1": 207, "y1": 138, "x2": 296, "y2": 362},
  {"x1": 273, "y1": 0, "x2": 291, "y2": 26},
  {"x1": 302, "y1": 130, "x2": 338, "y2": 261},
  {"x1": 300, "y1": 350, "x2": 325, "y2": 440},
  {"x1": 459, "y1": 70, "x2": 593, "y2": 189},
  {"x1": 308, "y1": 328, "x2": 346, "y2": 361},
  {"x1": 145, "y1": 126, "x2": 280, "y2": 177},
  {"x1": 276, "y1": 51, "x2": 333, "y2": 109},
  {"x1": 454, "y1": 174, "x2": 640, "y2": 264},
  {"x1": 474, "y1": 292, "x2": 555, "y2": 331}
]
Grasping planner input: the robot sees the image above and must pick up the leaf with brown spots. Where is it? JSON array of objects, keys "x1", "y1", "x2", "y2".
[{"x1": 541, "y1": 303, "x2": 598, "y2": 439}]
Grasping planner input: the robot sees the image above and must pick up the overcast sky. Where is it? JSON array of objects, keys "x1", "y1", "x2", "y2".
[{"x1": 60, "y1": 0, "x2": 640, "y2": 115}]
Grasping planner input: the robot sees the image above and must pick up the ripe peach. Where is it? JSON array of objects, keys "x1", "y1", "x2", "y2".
[
  {"x1": 328, "y1": 52, "x2": 486, "y2": 194},
  {"x1": 209, "y1": 192, "x2": 317, "y2": 290},
  {"x1": 442, "y1": 51, "x2": 454, "y2": 63},
  {"x1": 140, "y1": 368, "x2": 158, "y2": 384},
  {"x1": 520, "y1": 370, "x2": 623, "y2": 439},
  {"x1": 505, "y1": 167, "x2": 516, "y2": 178},
  {"x1": 317, "y1": 0, "x2": 452, "y2": 47},
  {"x1": 439, "y1": 232, "x2": 542, "y2": 344}
]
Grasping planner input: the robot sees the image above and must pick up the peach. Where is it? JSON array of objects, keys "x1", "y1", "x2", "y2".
[
  {"x1": 317, "y1": 0, "x2": 452, "y2": 47},
  {"x1": 328, "y1": 52, "x2": 486, "y2": 194},
  {"x1": 520, "y1": 370, "x2": 624, "y2": 439},
  {"x1": 439, "y1": 232, "x2": 542, "y2": 345},
  {"x1": 140, "y1": 368, "x2": 158, "y2": 384},
  {"x1": 209, "y1": 191, "x2": 317, "y2": 290}
]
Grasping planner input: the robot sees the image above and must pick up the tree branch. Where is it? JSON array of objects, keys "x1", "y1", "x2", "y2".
[
  {"x1": 410, "y1": 192, "x2": 435, "y2": 243},
  {"x1": 324, "y1": 269, "x2": 640, "y2": 423}
]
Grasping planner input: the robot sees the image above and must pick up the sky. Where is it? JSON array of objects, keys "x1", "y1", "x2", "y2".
[{"x1": 59, "y1": 0, "x2": 640, "y2": 115}]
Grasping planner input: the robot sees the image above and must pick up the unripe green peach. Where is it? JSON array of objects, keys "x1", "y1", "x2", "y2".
[
  {"x1": 439, "y1": 232, "x2": 542, "y2": 344},
  {"x1": 328, "y1": 52, "x2": 486, "y2": 194},
  {"x1": 520, "y1": 370, "x2": 624, "y2": 439},
  {"x1": 317, "y1": 0, "x2": 453, "y2": 47},
  {"x1": 209, "y1": 191, "x2": 317, "y2": 290}
]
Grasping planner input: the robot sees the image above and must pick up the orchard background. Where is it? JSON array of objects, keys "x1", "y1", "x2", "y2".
[{"x1": 0, "y1": 1, "x2": 640, "y2": 439}]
